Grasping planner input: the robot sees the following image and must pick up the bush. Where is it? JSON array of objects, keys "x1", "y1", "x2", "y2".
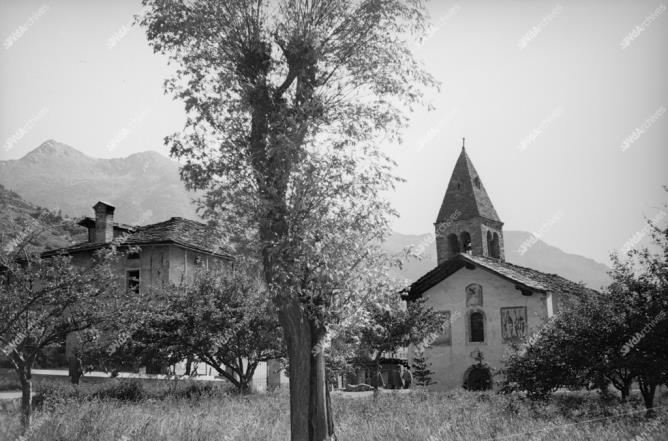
[{"x1": 92, "y1": 380, "x2": 146, "y2": 402}]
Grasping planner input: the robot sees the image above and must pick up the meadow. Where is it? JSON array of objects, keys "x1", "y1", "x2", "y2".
[{"x1": 0, "y1": 380, "x2": 666, "y2": 441}]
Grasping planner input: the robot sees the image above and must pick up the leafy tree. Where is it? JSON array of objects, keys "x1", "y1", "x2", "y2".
[
  {"x1": 358, "y1": 297, "x2": 445, "y2": 362},
  {"x1": 140, "y1": 1, "x2": 436, "y2": 438},
  {"x1": 97, "y1": 263, "x2": 285, "y2": 392},
  {"x1": 329, "y1": 294, "x2": 444, "y2": 389},
  {"x1": 503, "y1": 203, "x2": 668, "y2": 414},
  {"x1": 0, "y1": 231, "x2": 129, "y2": 430}
]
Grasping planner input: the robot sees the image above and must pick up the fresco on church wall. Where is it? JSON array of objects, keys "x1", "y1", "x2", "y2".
[
  {"x1": 432, "y1": 311, "x2": 452, "y2": 346},
  {"x1": 500, "y1": 307, "x2": 527, "y2": 341},
  {"x1": 465, "y1": 283, "x2": 483, "y2": 307}
]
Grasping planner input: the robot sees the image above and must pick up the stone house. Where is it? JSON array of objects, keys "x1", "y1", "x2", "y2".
[
  {"x1": 404, "y1": 144, "x2": 593, "y2": 391},
  {"x1": 42, "y1": 201, "x2": 289, "y2": 389}
]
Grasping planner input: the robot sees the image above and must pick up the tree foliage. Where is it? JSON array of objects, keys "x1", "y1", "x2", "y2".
[
  {"x1": 99, "y1": 263, "x2": 285, "y2": 392},
  {"x1": 503, "y1": 205, "x2": 668, "y2": 413},
  {"x1": 0, "y1": 229, "x2": 132, "y2": 429},
  {"x1": 411, "y1": 348, "x2": 435, "y2": 387},
  {"x1": 140, "y1": 1, "x2": 436, "y2": 438}
]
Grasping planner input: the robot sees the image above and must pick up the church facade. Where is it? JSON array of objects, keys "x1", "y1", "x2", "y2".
[{"x1": 404, "y1": 144, "x2": 592, "y2": 391}]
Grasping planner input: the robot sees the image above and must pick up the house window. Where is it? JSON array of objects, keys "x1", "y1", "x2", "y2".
[
  {"x1": 470, "y1": 311, "x2": 484, "y2": 342},
  {"x1": 128, "y1": 252, "x2": 140, "y2": 260},
  {"x1": 127, "y1": 270, "x2": 140, "y2": 294}
]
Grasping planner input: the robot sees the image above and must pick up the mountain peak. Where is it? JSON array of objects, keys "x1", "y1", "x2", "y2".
[{"x1": 24, "y1": 140, "x2": 88, "y2": 159}]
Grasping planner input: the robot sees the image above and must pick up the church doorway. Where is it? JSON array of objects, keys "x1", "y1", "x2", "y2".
[{"x1": 463, "y1": 365, "x2": 492, "y2": 391}]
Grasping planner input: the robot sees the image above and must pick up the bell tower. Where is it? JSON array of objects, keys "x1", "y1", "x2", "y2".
[{"x1": 434, "y1": 139, "x2": 504, "y2": 264}]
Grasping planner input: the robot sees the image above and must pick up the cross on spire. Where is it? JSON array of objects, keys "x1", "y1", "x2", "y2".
[{"x1": 462, "y1": 137, "x2": 466, "y2": 150}]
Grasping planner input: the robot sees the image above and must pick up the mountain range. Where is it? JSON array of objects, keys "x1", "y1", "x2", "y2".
[
  {"x1": 0, "y1": 141, "x2": 611, "y2": 289},
  {"x1": 0, "y1": 140, "x2": 199, "y2": 225}
]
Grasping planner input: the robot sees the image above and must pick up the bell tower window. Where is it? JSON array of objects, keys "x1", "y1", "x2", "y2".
[
  {"x1": 460, "y1": 231, "x2": 472, "y2": 253},
  {"x1": 447, "y1": 233, "x2": 461, "y2": 254}
]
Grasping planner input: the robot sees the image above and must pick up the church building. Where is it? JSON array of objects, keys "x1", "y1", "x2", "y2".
[{"x1": 404, "y1": 141, "x2": 592, "y2": 391}]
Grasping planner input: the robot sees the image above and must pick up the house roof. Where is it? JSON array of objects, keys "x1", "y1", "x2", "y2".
[
  {"x1": 403, "y1": 253, "x2": 595, "y2": 301},
  {"x1": 77, "y1": 216, "x2": 135, "y2": 232},
  {"x1": 435, "y1": 146, "x2": 502, "y2": 224},
  {"x1": 43, "y1": 217, "x2": 233, "y2": 260}
]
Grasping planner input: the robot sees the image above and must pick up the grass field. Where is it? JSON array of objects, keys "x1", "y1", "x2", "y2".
[{"x1": 1, "y1": 380, "x2": 667, "y2": 440}]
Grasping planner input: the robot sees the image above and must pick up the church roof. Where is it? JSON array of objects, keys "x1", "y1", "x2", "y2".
[
  {"x1": 403, "y1": 253, "x2": 595, "y2": 301},
  {"x1": 42, "y1": 217, "x2": 233, "y2": 260},
  {"x1": 435, "y1": 146, "x2": 502, "y2": 224}
]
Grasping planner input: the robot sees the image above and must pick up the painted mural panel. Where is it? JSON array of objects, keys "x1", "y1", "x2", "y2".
[
  {"x1": 500, "y1": 306, "x2": 527, "y2": 341},
  {"x1": 465, "y1": 283, "x2": 483, "y2": 307}
]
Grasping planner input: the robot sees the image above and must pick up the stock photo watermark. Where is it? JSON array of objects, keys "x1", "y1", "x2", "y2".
[
  {"x1": 0, "y1": 311, "x2": 50, "y2": 358},
  {"x1": 416, "y1": 3, "x2": 462, "y2": 48},
  {"x1": 413, "y1": 108, "x2": 459, "y2": 153},
  {"x1": 3, "y1": 4, "x2": 50, "y2": 50},
  {"x1": 106, "y1": 6, "x2": 149, "y2": 49},
  {"x1": 517, "y1": 4, "x2": 563, "y2": 50},
  {"x1": 516, "y1": 106, "x2": 563, "y2": 152},
  {"x1": 620, "y1": 105, "x2": 666, "y2": 152},
  {"x1": 620, "y1": 4, "x2": 666, "y2": 50},
  {"x1": 2, "y1": 107, "x2": 49, "y2": 152},
  {"x1": 105, "y1": 108, "x2": 151, "y2": 152},
  {"x1": 619, "y1": 209, "x2": 667, "y2": 255},
  {"x1": 411, "y1": 209, "x2": 462, "y2": 258},
  {"x1": 517, "y1": 210, "x2": 564, "y2": 256},
  {"x1": 621, "y1": 310, "x2": 666, "y2": 356}
]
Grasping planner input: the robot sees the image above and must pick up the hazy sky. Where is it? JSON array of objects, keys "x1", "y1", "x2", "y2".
[{"x1": 1, "y1": 0, "x2": 667, "y2": 265}]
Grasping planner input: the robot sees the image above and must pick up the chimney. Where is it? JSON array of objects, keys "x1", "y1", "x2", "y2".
[{"x1": 93, "y1": 201, "x2": 115, "y2": 243}]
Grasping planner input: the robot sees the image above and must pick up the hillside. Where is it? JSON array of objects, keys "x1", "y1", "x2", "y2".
[
  {"x1": 0, "y1": 184, "x2": 86, "y2": 254},
  {"x1": 0, "y1": 140, "x2": 200, "y2": 225},
  {"x1": 385, "y1": 231, "x2": 611, "y2": 290}
]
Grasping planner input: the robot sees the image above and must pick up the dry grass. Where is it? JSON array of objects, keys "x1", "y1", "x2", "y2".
[{"x1": 1, "y1": 383, "x2": 667, "y2": 440}]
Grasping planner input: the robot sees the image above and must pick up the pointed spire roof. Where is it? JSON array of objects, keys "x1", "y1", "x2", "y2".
[{"x1": 436, "y1": 143, "x2": 502, "y2": 224}]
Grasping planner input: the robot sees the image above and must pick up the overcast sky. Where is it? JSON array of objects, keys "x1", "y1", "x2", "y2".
[{"x1": 1, "y1": 0, "x2": 667, "y2": 265}]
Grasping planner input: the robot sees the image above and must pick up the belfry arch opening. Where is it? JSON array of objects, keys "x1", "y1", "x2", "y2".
[
  {"x1": 447, "y1": 234, "x2": 460, "y2": 254},
  {"x1": 460, "y1": 231, "x2": 472, "y2": 253},
  {"x1": 492, "y1": 233, "x2": 500, "y2": 258}
]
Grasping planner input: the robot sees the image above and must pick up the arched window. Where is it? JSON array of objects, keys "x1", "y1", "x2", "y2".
[
  {"x1": 470, "y1": 311, "x2": 484, "y2": 342},
  {"x1": 460, "y1": 231, "x2": 472, "y2": 253},
  {"x1": 447, "y1": 233, "x2": 461, "y2": 254},
  {"x1": 486, "y1": 231, "x2": 493, "y2": 256},
  {"x1": 492, "y1": 233, "x2": 500, "y2": 258},
  {"x1": 473, "y1": 177, "x2": 481, "y2": 189}
]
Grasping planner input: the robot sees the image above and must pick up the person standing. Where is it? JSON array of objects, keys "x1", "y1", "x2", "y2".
[
  {"x1": 69, "y1": 351, "x2": 83, "y2": 385},
  {"x1": 402, "y1": 365, "x2": 412, "y2": 389}
]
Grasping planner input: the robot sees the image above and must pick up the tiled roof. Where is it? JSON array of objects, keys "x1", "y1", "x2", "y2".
[
  {"x1": 43, "y1": 217, "x2": 233, "y2": 259},
  {"x1": 436, "y1": 147, "x2": 502, "y2": 224},
  {"x1": 404, "y1": 253, "x2": 595, "y2": 301},
  {"x1": 77, "y1": 216, "x2": 135, "y2": 232}
]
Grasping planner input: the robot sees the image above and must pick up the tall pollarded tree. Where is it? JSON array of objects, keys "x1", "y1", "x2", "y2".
[{"x1": 140, "y1": 1, "x2": 436, "y2": 439}]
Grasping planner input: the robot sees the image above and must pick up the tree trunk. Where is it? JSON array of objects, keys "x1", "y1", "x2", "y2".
[
  {"x1": 309, "y1": 323, "x2": 331, "y2": 440},
  {"x1": 19, "y1": 365, "x2": 32, "y2": 430},
  {"x1": 639, "y1": 379, "x2": 656, "y2": 417},
  {"x1": 620, "y1": 381, "x2": 630, "y2": 402},
  {"x1": 278, "y1": 298, "x2": 332, "y2": 441}
]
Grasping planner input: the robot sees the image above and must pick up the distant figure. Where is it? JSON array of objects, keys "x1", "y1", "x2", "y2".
[
  {"x1": 388, "y1": 365, "x2": 403, "y2": 389},
  {"x1": 402, "y1": 365, "x2": 413, "y2": 389},
  {"x1": 373, "y1": 367, "x2": 385, "y2": 389},
  {"x1": 69, "y1": 352, "x2": 83, "y2": 385}
]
